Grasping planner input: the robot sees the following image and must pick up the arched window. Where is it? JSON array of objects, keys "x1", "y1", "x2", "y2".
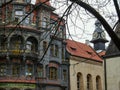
[
  {"x1": 96, "y1": 76, "x2": 102, "y2": 90},
  {"x1": 77, "y1": 73, "x2": 84, "y2": 90},
  {"x1": 49, "y1": 67, "x2": 57, "y2": 80},
  {"x1": 87, "y1": 74, "x2": 93, "y2": 90},
  {"x1": 26, "y1": 37, "x2": 38, "y2": 53},
  {"x1": 10, "y1": 35, "x2": 23, "y2": 51}
]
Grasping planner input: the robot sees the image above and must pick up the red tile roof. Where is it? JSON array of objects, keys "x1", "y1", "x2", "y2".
[
  {"x1": 36, "y1": 0, "x2": 51, "y2": 6},
  {"x1": 98, "y1": 51, "x2": 106, "y2": 57},
  {"x1": 66, "y1": 39, "x2": 103, "y2": 62}
]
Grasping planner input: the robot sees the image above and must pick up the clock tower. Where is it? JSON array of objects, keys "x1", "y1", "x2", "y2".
[{"x1": 91, "y1": 20, "x2": 108, "y2": 51}]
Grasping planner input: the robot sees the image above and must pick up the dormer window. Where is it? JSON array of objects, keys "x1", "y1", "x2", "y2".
[{"x1": 70, "y1": 47, "x2": 76, "y2": 51}]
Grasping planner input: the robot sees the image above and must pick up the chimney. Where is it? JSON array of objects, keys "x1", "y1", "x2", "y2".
[{"x1": 85, "y1": 40, "x2": 90, "y2": 45}]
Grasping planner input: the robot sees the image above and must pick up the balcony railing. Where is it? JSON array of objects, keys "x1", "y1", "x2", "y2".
[{"x1": 0, "y1": 48, "x2": 39, "y2": 59}]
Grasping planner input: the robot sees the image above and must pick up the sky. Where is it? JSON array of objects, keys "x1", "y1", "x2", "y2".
[{"x1": 50, "y1": 0, "x2": 117, "y2": 48}]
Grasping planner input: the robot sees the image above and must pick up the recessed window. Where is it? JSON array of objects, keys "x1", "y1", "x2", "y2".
[
  {"x1": 96, "y1": 76, "x2": 102, "y2": 90},
  {"x1": 87, "y1": 74, "x2": 93, "y2": 90},
  {"x1": 12, "y1": 64, "x2": 20, "y2": 76},
  {"x1": 43, "y1": 41, "x2": 47, "y2": 52},
  {"x1": 63, "y1": 69, "x2": 67, "y2": 81},
  {"x1": 50, "y1": 44, "x2": 54, "y2": 56},
  {"x1": 26, "y1": 41, "x2": 32, "y2": 51},
  {"x1": 50, "y1": 44, "x2": 59, "y2": 57},
  {"x1": 49, "y1": 67, "x2": 57, "y2": 80},
  {"x1": 26, "y1": 64, "x2": 33, "y2": 77},
  {"x1": 15, "y1": 10, "x2": 23, "y2": 16},
  {"x1": 37, "y1": 65, "x2": 43, "y2": 77},
  {"x1": 77, "y1": 73, "x2": 83, "y2": 90},
  {"x1": 0, "y1": 64, "x2": 7, "y2": 76},
  {"x1": 42, "y1": 17, "x2": 47, "y2": 28},
  {"x1": 14, "y1": 10, "x2": 24, "y2": 23},
  {"x1": 62, "y1": 47, "x2": 65, "y2": 60},
  {"x1": 55, "y1": 45, "x2": 59, "y2": 57}
]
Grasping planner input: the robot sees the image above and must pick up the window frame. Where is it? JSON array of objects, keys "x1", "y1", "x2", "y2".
[
  {"x1": 12, "y1": 63, "x2": 20, "y2": 76},
  {"x1": 49, "y1": 67, "x2": 57, "y2": 80},
  {"x1": 0, "y1": 64, "x2": 7, "y2": 76}
]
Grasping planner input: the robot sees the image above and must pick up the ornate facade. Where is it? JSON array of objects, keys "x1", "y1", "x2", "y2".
[{"x1": 0, "y1": 0, "x2": 68, "y2": 90}]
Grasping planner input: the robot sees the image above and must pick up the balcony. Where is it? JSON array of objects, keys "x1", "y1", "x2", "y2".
[{"x1": 0, "y1": 48, "x2": 39, "y2": 59}]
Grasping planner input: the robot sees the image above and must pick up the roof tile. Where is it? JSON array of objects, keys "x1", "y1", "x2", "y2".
[{"x1": 66, "y1": 39, "x2": 103, "y2": 62}]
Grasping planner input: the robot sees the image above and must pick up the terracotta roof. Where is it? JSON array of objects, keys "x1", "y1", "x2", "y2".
[
  {"x1": 36, "y1": 0, "x2": 51, "y2": 6},
  {"x1": 66, "y1": 39, "x2": 103, "y2": 62},
  {"x1": 98, "y1": 51, "x2": 106, "y2": 57}
]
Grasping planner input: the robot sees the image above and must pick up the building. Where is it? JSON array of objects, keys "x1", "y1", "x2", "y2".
[
  {"x1": 0, "y1": 0, "x2": 69, "y2": 90},
  {"x1": 66, "y1": 39, "x2": 104, "y2": 90},
  {"x1": 104, "y1": 23, "x2": 120, "y2": 90}
]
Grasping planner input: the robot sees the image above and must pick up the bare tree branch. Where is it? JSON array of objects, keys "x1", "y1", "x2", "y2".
[
  {"x1": 70, "y1": 0, "x2": 120, "y2": 51},
  {"x1": 0, "y1": 0, "x2": 13, "y2": 8}
]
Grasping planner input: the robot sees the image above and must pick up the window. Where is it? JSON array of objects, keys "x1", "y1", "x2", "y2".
[
  {"x1": 26, "y1": 64, "x2": 33, "y2": 77},
  {"x1": 87, "y1": 74, "x2": 93, "y2": 90},
  {"x1": 25, "y1": 15, "x2": 30, "y2": 24},
  {"x1": 50, "y1": 44, "x2": 54, "y2": 56},
  {"x1": 42, "y1": 17, "x2": 47, "y2": 28},
  {"x1": 15, "y1": 10, "x2": 23, "y2": 16},
  {"x1": 77, "y1": 73, "x2": 84, "y2": 90},
  {"x1": 0, "y1": 36, "x2": 7, "y2": 50},
  {"x1": 50, "y1": 44, "x2": 59, "y2": 57},
  {"x1": 26, "y1": 41, "x2": 36, "y2": 52},
  {"x1": 49, "y1": 67, "x2": 57, "y2": 80},
  {"x1": 63, "y1": 69, "x2": 67, "y2": 81},
  {"x1": 96, "y1": 76, "x2": 102, "y2": 90},
  {"x1": 12, "y1": 64, "x2": 20, "y2": 76},
  {"x1": 0, "y1": 64, "x2": 7, "y2": 76},
  {"x1": 14, "y1": 41, "x2": 21, "y2": 50},
  {"x1": 62, "y1": 47, "x2": 65, "y2": 60},
  {"x1": 55, "y1": 45, "x2": 59, "y2": 57},
  {"x1": 37, "y1": 65, "x2": 43, "y2": 77},
  {"x1": 26, "y1": 41, "x2": 32, "y2": 51},
  {"x1": 14, "y1": 10, "x2": 24, "y2": 24},
  {"x1": 10, "y1": 36, "x2": 22, "y2": 50},
  {"x1": 43, "y1": 41, "x2": 47, "y2": 52}
]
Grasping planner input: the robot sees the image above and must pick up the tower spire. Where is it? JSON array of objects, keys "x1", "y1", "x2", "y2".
[{"x1": 91, "y1": 20, "x2": 108, "y2": 51}]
